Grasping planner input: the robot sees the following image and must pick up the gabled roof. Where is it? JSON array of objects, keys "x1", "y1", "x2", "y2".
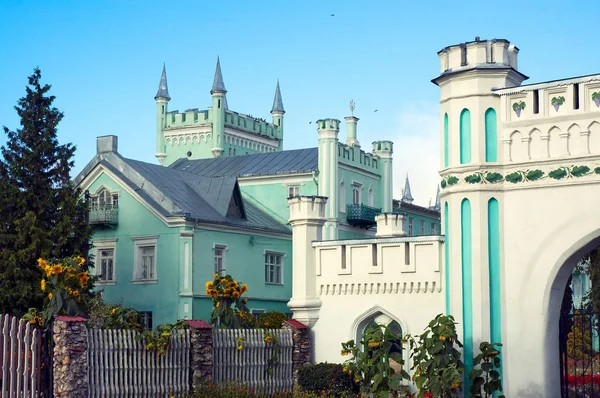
[
  {"x1": 169, "y1": 148, "x2": 318, "y2": 178},
  {"x1": 75, "y1": 151, "x2": 290, "y2": 235}
]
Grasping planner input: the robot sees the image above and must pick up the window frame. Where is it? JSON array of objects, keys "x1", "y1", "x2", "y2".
[
  {"x1": 93, "y1": 238, "x2": 118, "y2": 285},
  {"x1": 131, "y1": 236, "x2": 159, "y2": 283},
  {"x1": 339, "y1": 182, "x2": 346, "y2": 213},
  {"x1": 420, "y1": 220, "x2": 425, "y2": 235},
  {"x1": 90, "y1": 186, "x2": 120, "y2": 210},
  {"x1": 287, "y1": 185, "x2": 300, "y2": 198},
  {"x1": 264, "y1": 250, "x2": 285, "y2": 285},
  {"x1": 352, "y1": 182, "x2": 363, "y2": 205},
  {"x1": 408, "y1": 218, "x2": 414, "y2": 237},
  {"x1": 214, "y1": 244, "x2": 228, "y2": 275}
]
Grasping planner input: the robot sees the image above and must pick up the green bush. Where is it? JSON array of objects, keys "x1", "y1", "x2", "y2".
[
  {"x1": 256, "y1": 311, "x2": 288, "y2": 329},
  {"x1": 297, "y1": 363, "x2": 359, "y2": 397}
]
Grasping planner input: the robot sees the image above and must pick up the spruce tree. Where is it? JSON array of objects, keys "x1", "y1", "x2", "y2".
[{"x1": 0, "y1": 68, "x2": 91, "y2": 316}]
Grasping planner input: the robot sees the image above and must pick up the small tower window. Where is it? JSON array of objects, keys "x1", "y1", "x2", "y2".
[
  {"x1": 186, "y1": 151, "x2": 192, "y2": 157},
  {"x1": 161, "y1": 105, "x2": 164, "y2": 114},
  {"x1": 573, "y1": 84, "x2": 580, "y2": 110},
  {"x1": 218, "y1": 99, "x2": 221, "y2": 109},
  {"x1": 533, "y1": 90, "x2": 540, "y2": 114}
]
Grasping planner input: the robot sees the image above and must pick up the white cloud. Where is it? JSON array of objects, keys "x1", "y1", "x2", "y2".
[{"x1": 392, "y1": 102, "x2": 441, "y2": 207}]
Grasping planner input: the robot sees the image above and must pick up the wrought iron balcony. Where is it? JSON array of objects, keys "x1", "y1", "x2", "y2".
[
  {"x1": 346, "y1": 204, "x2": 381, "y2": 228},
  {"x1": 89, "y1": 205, "x2": 119, "y2": 226}
]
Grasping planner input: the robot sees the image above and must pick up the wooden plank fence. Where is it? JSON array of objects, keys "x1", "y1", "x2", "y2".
[
  {"x1": 88, "y1": 328, "x2": 190, "y2": 398},
  {"x1": 0, "y1": 314, "x2": 51, "y2": 398},
  {"x1": 213, "y1": 329, "x2": 293, "y2": 394}
]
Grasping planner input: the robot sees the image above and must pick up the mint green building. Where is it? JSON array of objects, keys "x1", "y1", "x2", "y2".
[{"x1": 75, "y1": 59, "x2": 439, "y2": 326}]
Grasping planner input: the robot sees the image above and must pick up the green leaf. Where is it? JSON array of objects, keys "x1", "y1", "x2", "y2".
[
  {"x1": 505, "y1": 171, "x2": 523, "y2": 183},
  {"x1": 484, "y1": 172, "x2": 503, "y2": 183},
  {"x1": 465, "y1": 173, "x2": 482, "y2": 184},
  {"x1": 549, "y1": 168, "x2": 568, "y2": 180},
  {"x1": 525, "y1": 169, "x2": 544, "y2": 181},
  {"x1": 571, "y1": 165, "x2": 590, "y2": 177},
  {"x1": 447, "y1": 176, "x2": 459, "y2": 185}
]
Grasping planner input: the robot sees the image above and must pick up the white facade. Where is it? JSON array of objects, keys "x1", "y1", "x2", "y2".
[{"x1": 288, "y1": 38, "x2": 600, "y2": 397}]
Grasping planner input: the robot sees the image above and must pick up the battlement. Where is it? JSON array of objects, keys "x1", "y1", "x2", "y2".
[
  {"x1": 437, "y1": 38, "x2": 519, "y2": 74},
  {"x1": 165, "y1": 109, "x2": 210, "y2": 129},
  {"x1": 373, "y1": 140, "x2": 393, "y2": 153},
  {"x1": 224, "y1": 110, "x2": 280, "y2": 139},
  {"x1": 313, "y1": 236, "x2": 444, "y2": 295},
  {"x1": 317, "y1": 119, "x2": 341, "y2": 131},
  {"x1": 337, "y1": 142, "x2": 379, "y2": 172}
]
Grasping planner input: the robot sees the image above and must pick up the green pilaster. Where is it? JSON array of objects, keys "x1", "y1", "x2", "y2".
[
  {"x1": 485, "y1": 108, "x2": 498, "y2": 162},
  {"x1": 460, "y1": 109, "x2": 471, "y2": 164},
  {"x1": 461, "y1": 198, "x2": 473, "y2": 390},
  {"x1": 156, "y1": 99, "x2": 168, "y2": 162},
  {"x1": 488, "y1": 198, "x2": 502, "y2": 380},
  {"x1": 179, "y1": 230, "x2": 194, "y2": 320},
  {"x1": 211, "y1": 93, "x2": 225, "y2": 157}
]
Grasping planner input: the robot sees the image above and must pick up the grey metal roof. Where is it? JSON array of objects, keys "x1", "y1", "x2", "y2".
[
  {"x1": 154, "y1": 64, "x2": 171, "y2": 100},
  {"x1": 75, "y1": 151, "x2": 290, "y2": 235},
  {"x1": 211, "y1": 57, "x2": 227, "y2": 94},
  {"x1": 169, "y1": 148, "x2": 318, "y2": 178},
  {"x1": 271, "y1": 80, "x2": 285, "y2": 113}
]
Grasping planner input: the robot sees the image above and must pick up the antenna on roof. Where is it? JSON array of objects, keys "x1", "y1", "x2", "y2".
[{"x1": 349, "y1": 99, "x2": 356, "y2": 116}]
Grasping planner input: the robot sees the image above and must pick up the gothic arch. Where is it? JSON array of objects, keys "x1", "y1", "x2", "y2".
[
  {"x1": 528, "y1": 128, "x2": 543, "y2": 160},
  {"x1": 548, "y1": 126, "x2": 562, "y2": 158},
  {"x1": 509, "y1": 130, "x2": 523, "y2": 162},
  {"x1": 350, "y1": 305, "x2": 408, "y2": 343},
  {"x1": 568, "y1": 123, "x2": 581, "y2": 156},
  {"x1": 588, "y1": 121, "x2": 600, "y2": 154}
]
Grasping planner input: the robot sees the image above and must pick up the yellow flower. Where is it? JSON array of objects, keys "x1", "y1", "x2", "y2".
[
  {"x1": 72, "y1": 290, "x2": 80, "y2": 298},
  {"x1": 48, "y1": 293, "x2": 53, "y2": 300},
  {"x1": 111, "y1": 308, "x2": 117, "y2": 314},
  {"x1": 73, "y1": 255, "x2": 85, "y2": 267},
  {"x1": 51, "y1": 264, "x2": 63, "y2": 275},
  {"x1": 215, "y1": 301, "x2": 220, "y2": 308},
  {"x1": 40, "y1": 279, "x2": 46, "y2": 291},
  {"x1": 232, "y1": 291, "x2": 240, "y2": 299},
  {"x1": 240, "y1": 284, "x2": 248, "y2": 293},
  {"x1": 37, "y1": 258, "x2": 49, "y2": 269},
  {"x1": 206, "y1": 281, "x2": 214, "y2": 289},
  {"x1": 214, "y1": 273, "x2": 218, "y2": 279}
]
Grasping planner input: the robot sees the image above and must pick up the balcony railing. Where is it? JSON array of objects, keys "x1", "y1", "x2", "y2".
[
  {"x1": 346, "y1": 204, "x2": 381, "y2": 228},
  {"x1": 89, "y1": 205, "x2": 119, "y2": 226}
]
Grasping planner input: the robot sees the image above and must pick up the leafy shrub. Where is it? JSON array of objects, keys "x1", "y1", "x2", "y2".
[
  {"x1": 256, "y1": 311, "x2": 288, "y2": 329},
  {"x1": 297, "y1": 363, "x2": 359, "y2": 397}
]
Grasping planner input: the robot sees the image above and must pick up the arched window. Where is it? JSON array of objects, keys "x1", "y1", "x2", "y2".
[
  {"x1": 460, "y1": 109, "x2": 471, "y2": 164},
  {"x1": 352, "y1": 187, "x2": 360, "y2": 205},
  {"x1": 91, "y1": 188, "x2": 118, "y2": 209},
  {"x1": 368, "y1": 188, "x2": 374, "y2": 207},
  {"x1": 485, "y1": 108, "x2": 498, "y2": 162},
  {"x1": 339, "y1": 182, "x2": 346, "y2": 212}
]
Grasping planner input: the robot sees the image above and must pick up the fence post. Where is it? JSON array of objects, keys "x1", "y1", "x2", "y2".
[
  {"x1": 185, "y1": 320, "x2": 213, "y2": 390},
  {"x1": 283, "y1": 319, "x2": 311, "y2": 387},
  {"x1": 52, "y1": 316, "x2": 88, "y2": 398}
]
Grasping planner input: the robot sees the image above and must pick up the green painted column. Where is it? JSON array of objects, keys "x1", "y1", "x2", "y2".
[
  {"x1": 485, "y1": 109, "x2": 498, "y2": 162},
  {"x1": 461, "y1": 198, "x2": 473, "y2": 389},
  {"x1": 444, "y1": 201, "x2": 450, "y2": 315},
  {"x1": 179, "y1": 230, "x2": 194, "y2": 320},
  {"x1": 444, "y1": 113, "x2": 449, "y2": 167},
  {"x1": 460, "y1": 109, "x2": 471, "y2": 164},
  {"x1": 211, "y1": 93, "x2": 226, "y2": 157},
  {"x1": 488, "y1": 198, "x2": 502, "y2": 379}
]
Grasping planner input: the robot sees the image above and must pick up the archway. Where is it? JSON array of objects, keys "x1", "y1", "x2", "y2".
[{"x1": 546, "y1": 234, "x2": 600, "y2": 397}]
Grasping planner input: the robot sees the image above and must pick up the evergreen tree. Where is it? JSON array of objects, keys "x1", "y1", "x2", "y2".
[{"x1": 0, "y1": 68, "x2": 91, "y2": 316}]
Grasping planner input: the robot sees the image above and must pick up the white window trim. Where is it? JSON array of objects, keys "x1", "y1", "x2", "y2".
[
  {"x1": 368, "y1": 187, "x2": 374, "y2": 207},
  {"x1": 286, "y1": 184, "x2": 300, "y2": 198},
  {"x1": 214, "y1": 244, "x2": 229, "y2": 275},
  {"x1": 131, "y1": 235, "x2": 159, "y2": 284},
  {"x1": 90, "y1": 185, "x2": 120, "y2": 205},
  {"x1": 264, "y1": 250, "x2": 286, "y2": 285},
  {"x1": 93, "y1": 238, "x2": 118, "y2": 285},
  {"x1": 352, "y1": 181, "x2": 363, "y2": 205}
]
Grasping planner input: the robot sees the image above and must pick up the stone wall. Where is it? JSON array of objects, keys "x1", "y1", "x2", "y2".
[
  {"x1": 53, "y1": 316, "x2": 89, "y2": 398},
  {"x1": 283, "y1": 319, "x2": 312, "y2": 386},
  {"x1": 186, "y1": 320, "x2": 213, "y2": 387}
]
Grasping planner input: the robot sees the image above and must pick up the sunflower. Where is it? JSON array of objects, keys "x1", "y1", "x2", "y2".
[{"x1": 40, "y1": 279, "x2": 46, "y2": 291}]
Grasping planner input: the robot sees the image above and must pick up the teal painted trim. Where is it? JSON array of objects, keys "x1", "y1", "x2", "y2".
[
  {"x1": 444, "y1": 202, "x2": 450, "y2": 315},
  {"x1": 461, "y1": 199, "x2": 473, "y2": 390},
  {"x1": 485, "y1": 108, "x2": 498, "y2": 162},
  {"x1": 487, "y1": 198, "x2": 502, "y2": 381},
  {"x1": 460, "y1": 109, "x2": 471, "y2": 164},
  {"x1": 444, "y1": 113, "x2": 449, "y2": 168}
]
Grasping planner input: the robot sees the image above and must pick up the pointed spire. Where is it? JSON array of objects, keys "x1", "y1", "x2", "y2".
[
  {"x1": 154, "y1": 63, "x2": 170, "y2": 101},
  {"x1": 271, "y1": 79, "x2": 285, "y2": 113},
  {"x1": 434, "y1": 185, "x2": 441, "y2": 211},
  {"x1": 402, "y1": 174, "x2": 414, "y2": 203},
  {"x1": 211, "y1": 56, "x2": 227, "y2": 94}
]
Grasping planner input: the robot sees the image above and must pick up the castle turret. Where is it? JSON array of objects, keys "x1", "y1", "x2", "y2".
[
  {"x1": 345, "y1": 116, "x2": 360, "y2": 147},
  {"x1": 433, "y1": 38, "x2": 527, "y2": 390},
  {"x1": 401, "y1": 174, "x2": 414, "y2": 204},
  {"x1": 317, "y1": 119, "x2": 340, "y2": 239},
  {"x1": 372, "y1": 141, "x2": 393, "y2": 212},
  {"x1": 271, "y1": 80, "x2": 285, "y2": 149},
  {"x1": 155, "y1": 64, "x2": 170, "y2": 164},
  {"x1": 210, "y1": 57, "x2": 227, "y2": 158}
]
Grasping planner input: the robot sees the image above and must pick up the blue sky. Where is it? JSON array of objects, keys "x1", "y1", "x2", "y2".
[{"x1": 1, "y1": 0, "x2": 598, "y2": 205}]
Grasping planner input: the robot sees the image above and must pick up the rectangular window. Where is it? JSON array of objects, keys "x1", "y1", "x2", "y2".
[
  {"x1": 533, "y1": 90, "x2": 539, "y2": 114},
  {"x1": 140, "y1": 311, "x2": 153, "y2": 330},
  {"x1": 408, "y1": 218, "x2": 414, "y2": 237},
  {"x1": 573, "y1": 83, "x2": 580, "y2": 110},
  {"x1": 352, "y1": 187, "x2": 360, "y2": 205},
  {"x1": 99, "y1": 248, "x2": 115, "y2": 282},
  {"x1": 214, "y1": 245, "x2": 227, "y2": 275},
  {"x1": 140, "y1": 246, "x2": 155, "y2": 280},
  {"x1": 287, "y1": 185, "x2": 300, "y2": 198},
  {"x1": 132, "y1": 236, "x2": 158, "y2": 282},
  {"x1": 265, "y1": 252, "x2": 284, "y2": 284},
  {"x1": 420, "y1": 220, "x2": 425, "y2": 235},
  {"x1": 431, "y1": 222, "x2": 437, "y2": 234}
]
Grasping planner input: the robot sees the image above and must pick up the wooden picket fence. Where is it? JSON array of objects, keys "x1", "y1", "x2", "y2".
[
  {"x1": 0, "y1": 314, "x2": 53, "y2": 398},
  {"x1": 213, "y1": 329, "x2": 293, "y2": 394},
  {"x1": 87, "y1": 328, "x2": 191, "y2": 397}
]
